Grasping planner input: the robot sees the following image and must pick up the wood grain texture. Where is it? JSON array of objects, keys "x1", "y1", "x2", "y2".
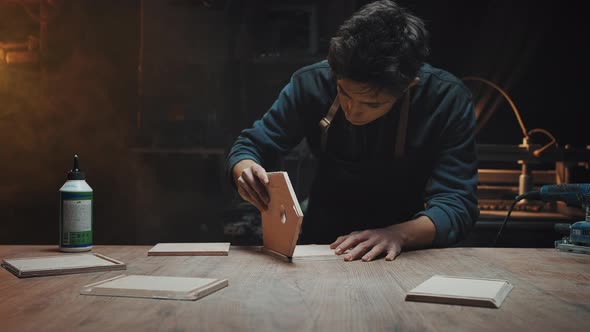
[
  {"x1": 260, "y1": 247, "x2": 291, "y2": 262},
  {"x1": 147, "y1": 243, "x2": 230, "y2": 256},
  {"x1": 0, "y1": 246, "x2": 589, "y2": 332},
  {"x1": 261, "y1": 172, "x2": 303, "y2": 258}
]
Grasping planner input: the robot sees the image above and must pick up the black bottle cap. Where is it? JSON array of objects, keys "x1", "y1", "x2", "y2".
[{"x1": 67, "y1": 154, "x2": 86, "y2": 180}]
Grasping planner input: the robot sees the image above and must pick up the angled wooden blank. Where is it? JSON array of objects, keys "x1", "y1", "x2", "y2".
[
  {"x1": 1, "y1": 253, "x2": 126, "y2": 278},
  {"x1": 80, "y1": 274, "x2": 228, "y2": 301},
  {"x1": 261, "y1": 172, "x2": 303, "y2": 260},
  {"x1": 405, "y1": 275, "x2": 514, "y2": 308},
  {"x1": 147, "y1": 243, "x2": 231, "y2": 256}
]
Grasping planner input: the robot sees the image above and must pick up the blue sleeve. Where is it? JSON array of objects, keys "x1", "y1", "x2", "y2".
[
  {"x1": 226, "y1": 74, "x2": 307, "y2": 184},
  {"x1": 414, "y1": 91, "x2": 479, "y2": 247}
]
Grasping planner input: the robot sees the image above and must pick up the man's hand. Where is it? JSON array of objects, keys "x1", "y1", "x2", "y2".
[
  {"x1": 232, "y1": 159, "x2": 270, "y2": 211},
  {"x1": 329, "y1": 216, "x2": 436, "y2": 262},
  {"x1": 330, "y1": 227, "x2": 406, "y2": 262}
]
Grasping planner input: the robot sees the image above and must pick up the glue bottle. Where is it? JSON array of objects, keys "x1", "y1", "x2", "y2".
[{"x1": 59, "y1": 154, "x2": 93, "y2": 252}]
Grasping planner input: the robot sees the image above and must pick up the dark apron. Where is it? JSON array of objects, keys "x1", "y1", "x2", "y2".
[{"x1": 301, "y1": 90, "x2": 431, "y2": 244}]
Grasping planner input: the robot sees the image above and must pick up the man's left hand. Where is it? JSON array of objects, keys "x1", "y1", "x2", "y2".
[{"x1": 329, "y1": 226, "x2": 407, "y2": 262}]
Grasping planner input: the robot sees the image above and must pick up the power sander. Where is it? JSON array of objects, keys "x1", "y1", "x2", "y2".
[
  {"x1": 522, "y1": 184, "x2": 590, "y2": 254},
  {"x1": 495, "y1": 184, "x2": 590, "y2": 254}
]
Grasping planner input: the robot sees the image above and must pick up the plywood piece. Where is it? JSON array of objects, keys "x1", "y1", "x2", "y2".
[
  {"x1": 405, "y1": 275, "x2": 513, "y2": 308},
  {"x1": 147, "y1": 243, "x2": 230, "y2": 256},
  {"x1": 1, "y1": 253, "x2": 126, "y2": 278},
  {"x1": 292, "y1": 245, "x2": 345, "y2": 261},
  {"x1": 80, "y1": 274, "x2": 228, "y2": 301},
  {"x1": 261, "y1": 171, "x2": 303, "y2": 259}
]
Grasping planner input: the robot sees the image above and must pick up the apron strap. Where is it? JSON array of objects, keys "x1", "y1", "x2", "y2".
[
  {"x1": 394, "y1": 90, "x2": 411, "y2": 158},
  {"x1": 318, "y1": 89, "x2": 411, "y2": 157},
  {"x1": 319, "y1": 97, "x2": 341, "y2": 152}
]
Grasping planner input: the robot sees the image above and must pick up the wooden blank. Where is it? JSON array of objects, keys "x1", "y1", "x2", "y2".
[
  {"x1": 147, "y1": 243, "x2": 230, "y2": 256},
  {"x1": 1, "y1": 253, "x2": 126, "y2": 278},
  {"x1": 292, "y1": 245, "x2": 345, "y2": 261},
  {"x1": 80, "y1": 274, "x2": 228, "y2": 301},
  {"x1": 261, "y1": 172, "x2": 303, "y2": 260},
  {"x1": 405, "y1": 275, "x2": 514, "y2": 308},
  {"x1": 263, "y1": 245, "x2": 348, "y2": 262}
]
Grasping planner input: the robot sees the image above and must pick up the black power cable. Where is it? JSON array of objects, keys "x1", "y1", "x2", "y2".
[{"x1": 493, "y1": 191, "x2": 541, "y2": 247}]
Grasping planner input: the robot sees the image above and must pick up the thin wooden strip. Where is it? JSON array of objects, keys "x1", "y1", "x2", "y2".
[{"x1": 147, "y1": 243, "x2": 230, "y2": 256}]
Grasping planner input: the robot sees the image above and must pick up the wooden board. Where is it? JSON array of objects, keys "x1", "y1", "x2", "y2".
[
  {"x1": 147, "y1": 243, "x2": 230, "y2": 256},
  {"x1": 80, "y1": 274, "x2": 228, "y2": 301},
  {"x1": 262, "y1": 245, "x2": 349, "y2": 262},
  {"x1": 1, "y1": 253, "x2": 126, "y2": 278},
  {"x1": 261, "y1": 172, "x2": 303, "y2": 260},
  {"x1": 292, "y1": 245, "x2": 345, "y2": 261},
  {"x1": 405, "y1": 275, "x2": 514, "y2": 308}
]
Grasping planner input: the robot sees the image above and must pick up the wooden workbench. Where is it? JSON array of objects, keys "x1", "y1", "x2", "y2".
[{"x1": 0, "y1": 246, "x2": 588, "y2": 332}]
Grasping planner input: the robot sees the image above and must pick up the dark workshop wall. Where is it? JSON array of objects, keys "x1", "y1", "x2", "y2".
[
  {"x1": 0, "y1": 1, "x2": 140, "y2": 244},
  {"x1": 392, "y1": 0, "x2": 587, "y2": 148},
  {"x1": 133, "y1": 0, "x2": 359, "y2": 245},
  {"x1": 1, "y1": 0, "x2": 586, "y2": 245},
  {"x1": 0, "y1": 0, "x2": 357, "y2": 245}
]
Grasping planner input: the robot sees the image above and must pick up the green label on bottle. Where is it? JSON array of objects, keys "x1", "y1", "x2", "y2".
[
  {"x1": 63, "y1": 230, "x2": 93, "y2": 246},
  {"x1": 60, "y1": 192, "x2": 93, "y2": 247}
]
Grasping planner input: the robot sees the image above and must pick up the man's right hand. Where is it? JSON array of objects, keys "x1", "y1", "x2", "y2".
[{"x1": 232, "y1": 159, "x2": 270, "y2": 211}]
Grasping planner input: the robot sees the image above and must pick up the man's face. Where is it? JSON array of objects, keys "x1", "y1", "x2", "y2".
[{"x1": 336, "y1": 79, "x2": 397, "y2": 126}]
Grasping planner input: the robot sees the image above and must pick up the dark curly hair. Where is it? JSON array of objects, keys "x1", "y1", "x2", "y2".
[{"x1": 328, "y1": 0, "x2": 430, "y2": 95}]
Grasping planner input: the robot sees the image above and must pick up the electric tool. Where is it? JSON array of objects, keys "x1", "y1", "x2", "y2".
[{"x1": 495, "y1": 184, "x2": 590, "y2": 254}]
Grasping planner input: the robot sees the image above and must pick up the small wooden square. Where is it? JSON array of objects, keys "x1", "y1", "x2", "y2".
[
  {"x1": 147, "y1": 243, "x2": 230, "y2": 256},
  {"x1": 80, "y1": 275, "x2": 228, "y2": 301},
  {"x1": 1, "y1": 253, "x2": 126, "y2": 278},
  {"x1": 405, "y1": 275, "x2": 513, "y2": 308}
]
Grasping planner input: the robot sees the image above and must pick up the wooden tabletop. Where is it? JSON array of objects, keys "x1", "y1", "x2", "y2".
[{"x1": 0, "y1": 246, "x2": 588, "y2": 332}]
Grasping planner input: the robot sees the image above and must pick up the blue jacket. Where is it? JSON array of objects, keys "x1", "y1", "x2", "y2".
[{"x1": 227, "y1": 60, "x2": 479, "y2": 247}]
